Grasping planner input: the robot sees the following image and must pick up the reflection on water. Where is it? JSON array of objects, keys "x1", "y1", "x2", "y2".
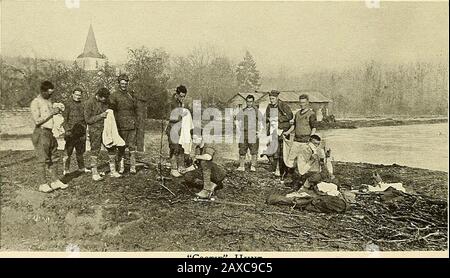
[{"x1": 1, "y1": 123, "x2": 448, "y2": 172}]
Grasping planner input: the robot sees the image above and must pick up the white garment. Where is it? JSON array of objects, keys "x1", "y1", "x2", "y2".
[
  {"x1": 286, "y1": 191, "x2": 311, "y2": 198},
  {"x1": 102, "y1": 109, "x2": 125, "y2": 148},
  {"x1": 179, "y1": 108, "x2": 194, "y2": 154},
  {"x1": 368, "y1": 182, "x2": 406, "y2": 193},
  {"x1": 316, "y1": 182, "x2": 340, "y2": 196},
  {"x1": 52, "y1": 103, "x2": 65, "y2": 138}
]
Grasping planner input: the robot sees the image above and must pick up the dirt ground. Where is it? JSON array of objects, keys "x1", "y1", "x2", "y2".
[{"x1": 0, "y1": 132, "x2": 448, "y2": 252}]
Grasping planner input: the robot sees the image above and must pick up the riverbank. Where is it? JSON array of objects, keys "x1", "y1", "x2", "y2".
[
  {"x1": 318, "y1": 117, "x2": 448, "y2": 130},
  {"x1": 1, "y1": 147, "x2": 447, "y2": 252}
]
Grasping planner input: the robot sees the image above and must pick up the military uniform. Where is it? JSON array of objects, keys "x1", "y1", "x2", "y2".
[
  {"x1": 62, "y1": 99, "x2": 86, "y2": 171},
  {"x1": 236, "y1": 106, "x2": 263, "y2": 156},
  {"x1": 166, "y1": 93, "x2": 185, "y2": 158},
  {"x1": 265, "y1": 99, "x2": 293, "y2": 175},
  {"x1": 109, "y1": 88, "x2": 137, "y2": 151},
  {"x1": 184, "y1": 143, "x2": 226, "y2": 190},
  {"x1": 84, "y1": 96, "x2": 114, "y2": 155}
]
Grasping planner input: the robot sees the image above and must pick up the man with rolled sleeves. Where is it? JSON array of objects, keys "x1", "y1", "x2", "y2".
[
  {"x1": 110, "y1": 74, "x2": 138, "y2": 174},
  {"x1": 30, "y1": 81, "x2": 67, "y2": 192},
  {"x1": 235, "y1": 94, "x2": 264, "y2": 172},
  {"x1": 264, "y1": 90, "x2": 293, "y2": 178},
  {"x1": 62, "y1": 87, "x2": 88, "y2": 175},
  {"x1": 84, "y1": 87, "x2": 122, "y2": 181}
]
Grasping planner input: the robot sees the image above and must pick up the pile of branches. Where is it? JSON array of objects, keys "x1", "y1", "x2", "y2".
[{"x1": 348, "y1": 190, "x2": 447, "y2": 250}]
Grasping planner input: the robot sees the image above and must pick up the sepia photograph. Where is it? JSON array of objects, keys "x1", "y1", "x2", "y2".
[{"x1": 0, "y1": 0, "x2": 448, "y2": 257}]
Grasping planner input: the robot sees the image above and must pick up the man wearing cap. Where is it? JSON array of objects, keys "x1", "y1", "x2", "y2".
[
  {"x1": 62, "y1": 88, "x2": 89, "y2": 175},
  {"x1": 166, "y1": 85, "x2": 189, "y2": 177},
  {"x1": 30, "y1": 81, "x2": 67, "y2": 192},
  {"x1": 235, "y1": 94, "x2": 264, "y2": 172},
  {"x1": 264, "y1": 90, "x2": 293, "y2": 178},
  {"x1": 110, "y1": 74, "x2": 138, "y2": 174},
  {"x1": 84, "y1": 87, "x2": 122, "y2": 180},
  {"x1": 284, "y1": 94, "x2": 317, "y2": 143}
]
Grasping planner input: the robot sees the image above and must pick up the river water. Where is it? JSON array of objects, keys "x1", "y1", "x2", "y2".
[
  {"x1": 1, "y1": 123, "x2": 448, "y2": 172},
  {"x1": 320, "y1": 123, "x2": 448, "y2": 172}
]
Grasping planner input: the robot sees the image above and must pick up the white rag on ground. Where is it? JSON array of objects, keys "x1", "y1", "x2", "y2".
[
  {"x1": 286, "y1": 191, "x2": 311, "y2": 198},
  {"x1": 179, "y1": 108, "x2": 194, "y2": 154},
  {"x1": 367, "y1": 182, "x2": 406, "y2": 193},
  {"x1": 316, "y1": 182, "x2": 340, "y2": 196},
  {"x1": 102, "y1": 109, "x2": 125, "y2": 148}
]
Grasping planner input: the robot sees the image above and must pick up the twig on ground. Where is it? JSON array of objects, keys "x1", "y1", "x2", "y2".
[{"x1": 271, "y1": 225, "x2": 300, "y2": 238}]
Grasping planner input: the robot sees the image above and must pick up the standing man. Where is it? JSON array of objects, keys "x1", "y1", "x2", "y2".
[
  {"x1": 284, "y1": 94, "x2": 317, "y2": 143},
  {"x1": 264, "y1": 90, "x2": 293, "y2": 178},
  {"x1": 30, "y1": 81, "x2": 67, "y2": 192},
  {"x1": 62, "y1": 88, "x2": 88, "y2": 175},
  {"x1": 84, "y1": 87, "x2": 122, "y2": 181},
  {"x1": 110, "y1": 74, "x2": 138, "y2": 174},
  {"x1": 235, "y1": 94, "x2": 264, "y2": 172},
  {"x1": 166, "y1": 85, "x2": 188, "y2": 177}
]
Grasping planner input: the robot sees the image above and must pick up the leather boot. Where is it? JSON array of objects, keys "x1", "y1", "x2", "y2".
[
  {"x1": 130, "y1": 151, "x2": 137, "y2": 174},
  {"x1": 250, "y1": 155, "x2": 257, "y2": 172},
  {"x1": 237, "y1": 156, "x2": 245, "y2": 171}
]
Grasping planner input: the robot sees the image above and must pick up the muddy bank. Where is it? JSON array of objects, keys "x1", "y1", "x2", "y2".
[{"x1": 0, "y1": 147, "x2": 447, "y2": 252}]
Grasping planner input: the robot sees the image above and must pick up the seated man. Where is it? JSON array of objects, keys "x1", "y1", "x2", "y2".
[
  {"x1": 183, "y1": 133, "x2": 226, "y2": 199},
  {"x1": 283, "y1": 134, "x2": 334, "y2": 190}
]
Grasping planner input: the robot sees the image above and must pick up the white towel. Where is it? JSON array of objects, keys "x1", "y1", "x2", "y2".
[
  {"x1": 102, "y1": 109, "x2": 125, "y2": 148},
  {"x1": 316, "y1": 182, "x2": 340, "y2": 196},
  {"x1": 368, "y1": 182, "x2": 406, "y2": 193},
  {"x1": 179, "y1": 108, "x2": 193, "y2": 154},
  {"x1": 51, "y1": 103, "x2": 65, "y2": 138}
]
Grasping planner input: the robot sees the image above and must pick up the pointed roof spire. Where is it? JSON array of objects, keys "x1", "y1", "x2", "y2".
[{"x1": 77, "y1": 24, "x2": 103, "y2": 59}]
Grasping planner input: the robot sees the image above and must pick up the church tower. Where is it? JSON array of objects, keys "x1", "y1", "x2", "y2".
[{"x1": 76, "y1": 24, "x2": 106, "y2": 71}]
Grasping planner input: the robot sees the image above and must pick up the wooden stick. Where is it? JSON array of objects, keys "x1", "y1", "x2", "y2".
[{"x1": 194, "y1": 198, "x2": 255, "y2": 207}]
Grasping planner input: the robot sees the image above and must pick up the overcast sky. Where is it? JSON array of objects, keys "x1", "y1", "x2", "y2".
[{"x1": 1, "y1": 0, "x2": 448, "y2": 76}]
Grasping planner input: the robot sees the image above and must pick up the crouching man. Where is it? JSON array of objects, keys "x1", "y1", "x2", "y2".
[
  {"x1": 183, "y1": 133, "x2": 226, "y2": 199},
  {"x1": 30, "y1": 81, "x2": 67, "y2": 192},
  {"x1": 284, "y1": 134, "x2": 334, "y2": 190},
  {"x1": 84, "y1": 88, "x2": 122, "y2": 181}
]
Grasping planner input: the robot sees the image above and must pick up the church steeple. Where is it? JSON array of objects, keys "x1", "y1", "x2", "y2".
[{"x1": 77, "y1": 24, "x2": 103, "y2": 59}]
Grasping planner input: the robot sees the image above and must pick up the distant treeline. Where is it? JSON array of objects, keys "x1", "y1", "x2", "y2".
[
  {"x1": 1, "y1": 49, "x2": 448, "y2": 118},
  {"x1": 263, "y1": 60, "x2": 448, "y2": 117}
]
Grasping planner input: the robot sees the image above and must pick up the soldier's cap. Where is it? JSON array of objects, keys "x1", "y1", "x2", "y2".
[
  {"x1": 269, "y1": 90, "x2": 280, "y2": 96},
  {"x1": 310, "y1": 134, "x2": 322, "y2": 141},
  {"x1": 118, "y1": 74, "x2": 129, "y2": 82}
]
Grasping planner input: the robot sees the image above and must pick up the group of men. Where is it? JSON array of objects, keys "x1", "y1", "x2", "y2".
[
  {"x1": 165, "y1": 88, "x2": 333, "y2": 198},
  {"x1": 30, "y1": 78, "x2": 331, "y2": 198},
  {"x1": 232, "y1": 90, "x2": 330, "y2": 183},
  {"x1": 30, "y1": 74, "x2": 144, "y2": 192}
]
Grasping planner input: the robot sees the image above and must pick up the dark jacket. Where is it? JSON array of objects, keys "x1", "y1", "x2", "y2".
[
  {"x1": 84, "y1": 96, "x2": 109, "y2": 133},
  {"x1": 62, "y1": 99, "x2": 86, "y2": 137},
  {"x1": 265, "y1": 100, "x2": 293, "y2": 132},
  {"x1": 109, "y1": 89, "x2": 137, "y2": 131},
  {"x1": 165, "y1": 94, "x2": 191, "y2": 135}
]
